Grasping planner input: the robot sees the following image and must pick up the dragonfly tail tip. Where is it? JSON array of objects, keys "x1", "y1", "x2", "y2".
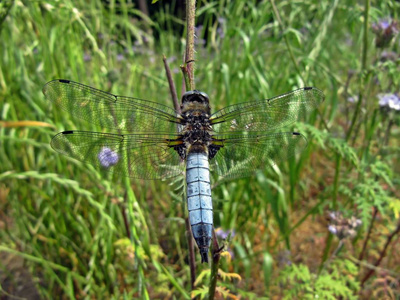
[{"x1": 200, "y1": 250, "x2": 209, "y2": 263}]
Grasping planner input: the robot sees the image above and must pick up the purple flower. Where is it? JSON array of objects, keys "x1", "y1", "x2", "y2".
[
  {"x1": 380, "y1": 50, "x2": 397, "y2": 62},
  {"x1": 217, "y1": 27, "x2": 225, "y2": 39},
  {"x1": 98, "y1": 147, "x2": 119, "y2": 168},
  {"x1": 117, "y1": 54, "x2": 124, "y2": 61},
  {"x1": 328, "y1": 225, "x2": 338, "y2": 235},
  {"x1": 277, "y1": 250, "x2": 292, "y2": 267},
  {"x1": 327, "y1": 211, "x2": 362, "y2": 240},
  {"x1": 83, "y1": 53, "x2": 92, "y2": 62},
  {"x1": 215, "y1": 228, "x2": 235, "y2": 240},
  {"x1": 216, "y1": 17, "x2": 226, "y2": 39},
  {"x1": 347, "y1": 96, "x2": 358, "y2": 103},
  {"x1": 371, "y1": 19, "x2": 398, "y2": 48},
  {"x1": 378, "y1": 93, "x2": 400, "y2": 111}
]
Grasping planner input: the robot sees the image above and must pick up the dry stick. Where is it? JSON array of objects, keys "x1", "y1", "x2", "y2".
[
  {"x1": 360, "y1": 220, "x2": 400, "y2": 286},
  {"x1": 185, "y1": 218, "x2": 197, "y2": 290},
  {"x1": 208, "y1": 230, "x2": 222, "y2": 300},
  {"x1": 182, "y1": 0, "x2": 221, "y2": 298},
  {"x1": 163, "y1": 55, "x2": 180, "y2": 113},
  {"x1": 163, "y1": 55, "x2": 197, "y2": 287}
]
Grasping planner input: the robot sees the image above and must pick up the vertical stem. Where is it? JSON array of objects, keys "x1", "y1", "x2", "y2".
[
  {"x1": 208, "y1": 229, "x2": 221, "y2": 300},
  {"x1": 183, "y1": 2, "x2": 221, "y2": 297},
  {"x1": 185, "y1": 0, "x2": 196, "y2": 90},
  {"x1": 163, "y1": 55, "x2": 180, "y2": 113},
  {"x1": 185, "y1": 217, "x2": 196, "y2": 290},
  {"x1": 361, "y1": 220, "x2": 400, "y2": 286}
]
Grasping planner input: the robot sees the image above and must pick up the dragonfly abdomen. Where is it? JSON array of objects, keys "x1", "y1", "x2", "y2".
[{"x1": 186, "y1": 152, "x2": 213, "y2": 263}]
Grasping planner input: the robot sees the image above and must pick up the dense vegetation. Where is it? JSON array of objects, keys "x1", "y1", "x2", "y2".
[{"x1": 0, "y1": 0, "x2": 399, "y2": 298}]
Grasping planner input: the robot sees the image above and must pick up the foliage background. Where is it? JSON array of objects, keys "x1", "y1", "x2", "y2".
[{"x1": 0, "y1": 0, "x2": 399, "y2": 299}]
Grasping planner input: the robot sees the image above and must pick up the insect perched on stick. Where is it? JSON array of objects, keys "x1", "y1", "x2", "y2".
[{"x1": 43, "y1": 79, "x2": 324, "y2": 263}]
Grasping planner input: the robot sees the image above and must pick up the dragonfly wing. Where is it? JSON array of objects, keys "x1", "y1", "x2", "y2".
[
  {"x1": 43, "y1": 79, "x2": 180, "y2": 133},
  {"x1": 210, "y1": 87, "x2": 324, "y2": 133},
  {"x1": 51, "y1": 131, "x2": 185, "y2": 179},
  {"x1": 210, "y1": 132, "x2": 307, "y2": 180}
]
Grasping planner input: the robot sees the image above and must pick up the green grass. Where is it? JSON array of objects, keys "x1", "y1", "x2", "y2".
[{"x1": 1, "y1": 0, "x2": 399, "y2": 298}]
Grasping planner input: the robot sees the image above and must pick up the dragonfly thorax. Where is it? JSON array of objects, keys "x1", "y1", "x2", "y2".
[
  {"x1": 180, "y1": 110, "x2": 214, "y2": 158},
  {"x1": 175, "y1": 94, "x2": 215, "y2": 160}
]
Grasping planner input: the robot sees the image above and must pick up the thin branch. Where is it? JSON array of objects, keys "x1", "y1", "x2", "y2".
[
  {"x1": 163, "y1": 55, "x2": 180, "y2": 113},
  {"x1": 185, "y1": 217, "x2": 197, "y2": 290},
  {"x1": 361, "y1": 220, "x2": 400, "y2": 286},
  {"x1": 208, "y1": 229, "x2": 221, "y2": 300}
]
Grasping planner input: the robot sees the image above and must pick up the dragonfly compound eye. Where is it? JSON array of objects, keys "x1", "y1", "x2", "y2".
[{"x1": 182, "y1": 90, "x2": 210, "y2": 104}]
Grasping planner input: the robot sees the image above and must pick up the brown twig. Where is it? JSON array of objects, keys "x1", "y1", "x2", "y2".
[
  {"x1": 208, "y1": 229, "x2": 221, "y2": 300},
  {"x1": 185, "y1": 218, "x2": 197, "y2": 290},
  {"x1": 163, "y1": 55, "x2": 180, "y2": 113},
  {"x1": 360, "y1": 220, "x2": 400, "y2": 286}
]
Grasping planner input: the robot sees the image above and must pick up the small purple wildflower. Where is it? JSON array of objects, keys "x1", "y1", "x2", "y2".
[
  {"x1": 116, "y1": 54, "x2": 124, "y2": 61},
  {"x1": 277, "y1": 250, "x2": 292, "y2": 267},
  {"x1": 327, "y1": 211, "x2": 362, "y2": 240},
  {"x1": 98, "y1": 147, "x2": 119, "y2": 168},
  {"x1": 215, "y1": 228, "x2": 235, "y2": 240},
  {"x1": 328, "y1": 225, "x2": 338, "y2": 235},
  {"x1": 380, "y1": 50, "x2": 397, "y2": 62},
  {"x1": 217, "y1": 17, "x2": 226, "y2": 24},
  {"x1": 378, "y1": 93, "x2": 400, "y2": 111},
  {"x1": 217, "y1": 26, "x2": 225, "y2": 39},
  {"x1": 347, "y1": 96, "x2": 358, "y2": 103},
  {"x1": 83, "y1": 53, "x2": 92, "y2": 62},
  {"x1": 371, "y1": 19, "x2": 398, "y2": 48},
  {"x1": 216, "y1": 17, "x2": 226, "y2": 39}
]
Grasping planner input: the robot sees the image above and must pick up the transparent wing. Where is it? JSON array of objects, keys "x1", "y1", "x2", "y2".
[
  {"x1": 43, "y1": 79, "x2": 180, "y2": 133},
  {"x1": 210, "y1": 132, "x2": 307, "y2": 180},
  {"x1": 51, "y1": 131, "x2": 185, "y2": 179},
  {"x1": 210, "y1": 87, "x2": 324, "y2": 133}
]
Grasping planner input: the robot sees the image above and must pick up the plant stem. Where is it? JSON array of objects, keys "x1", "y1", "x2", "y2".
[
  {"x1": 185, "y1": 217, "x2": 196, "y2": 290},
  {"x1": 184, "y1": 0, "x2": 196, "y2": 90},
  {"x1": 163, "y1": 55, "x2": 180, "y2": 113},
  {"x1": 208, "y1": 229, "x2": 221, "y2": 300},
  {"x1": 360, "y1": 220, "x2": 400, "y2": 286}
]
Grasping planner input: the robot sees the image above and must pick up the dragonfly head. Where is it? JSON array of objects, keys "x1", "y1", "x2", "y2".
[{"x1": 182, "y1": 90, "x2": 209, "y2": 105}]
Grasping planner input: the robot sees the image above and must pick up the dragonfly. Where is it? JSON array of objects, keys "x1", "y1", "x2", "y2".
[{"x1": 43, "y1": 79, "x2": 324, "y2": 263}]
